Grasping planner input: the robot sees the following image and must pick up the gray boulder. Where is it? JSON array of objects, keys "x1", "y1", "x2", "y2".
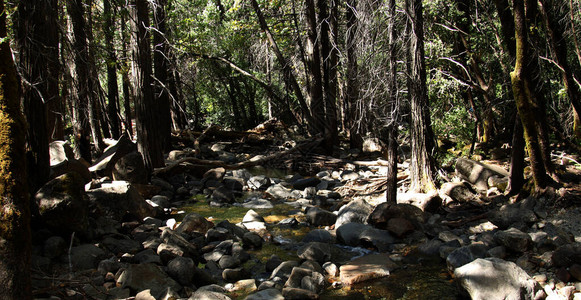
[
  {"x1": 335, "y1": 198, "x2": 373, "y2": 228},
  {"x1": 297, "y1": 242, "x2": 333, "y2": 264},
  {"x1": 176, "y1": 212, "x2": 215, "y2": 235},
  {"x1": 241, "y1": 197, "x2": 273, "y2": 209},
  {"x1": 245, "y1": 288, "x2": 284, "y2": 300},
  {"x1": 167, "y1": 256, "x2": 196, "y2": 286},
  {"x1": 64, "y1": 244, "x2": 107, "y2": 271},
  {"x1": 89, "y1": 134, "x2": 137, "y2": 177},
  {"x1": 247, "y1": 175, "x2": 271, "y2": 190},
  {"x1": 86, "y1": 181, "x2": 155, "y2": 221},
  {"x1": 454, "y1": 258, "x2": 543, "y2": 300},
  {"x1": 112, "y1": 152, "x2": 148, "y2": 184},
  {"x1": 305, "y1": 207, "x2": 337, "y2": 227},
  {"x1": 117, "y1": 263, "x2": 181, "y2": 297},
  {"x1": 552, "y1": 243, "x2": 581, "y2": 267},
  {"x1": 446, "y1": 243, "x2": 488, "y2": 270},
  {"x1": 302, "y1": 229, "x2": 334, "y2": 243},
  {"x1": 35, "y1": 172, "x2": 89, "y2": 235},
  {"x1": 494, "y1": 228, "x2": 532, "y2": 253},
  {"x1": 489, "y1": 205, "x2": 537, "y2": 230}
]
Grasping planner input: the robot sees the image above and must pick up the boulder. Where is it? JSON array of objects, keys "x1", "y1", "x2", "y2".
[
  {"x1": 305, "y1": 207, "x2": 337, "y2": 227},
  {"x1": 439, "y1": 182, "x2": 479, "y2": 203},
  {"x1": 89, "y1": 134, "x2": 137, "y2": 177},
  {"x1": 211, "y1": 186, "x2": 236, "y2": 205},
  {"x1": 112, "y1": 152, "x2": 148, "y2": 184},
  {"x1": 335, "y1": 198, "x2": 373, "y2": 228},
  {"x1": 367, "y1": 203, "x2": 426, "y2": 230},
  {"x1": 102, "y1": 236, "x2": 144, "y2": 255},
  {"x1": 167, "y1": 256, "x2": 196, "y2": 286},
  {"x1": 245, "y1": 288, "x2": 284, "y2": 300},
  {"x1": 86, "y1": 181, "x2": 155, "y2": 221},
  {"x1": 454, "y1": 258, "x2": 543, "y2": 300},
  {"x1": 242, "y1": 232, "x2": 263, "y2": 249},
  {"x1": 395, "y1": 192, "x2": 442, "y2": 212},
  {"x1": 117, "y1": 263, "x2": 181, "y2": 297},
  {"x1": 271, "y1": 261, "x2": 300, "y2": 281},
  {"x1": 35, "y1": 172, "x2": 89, "y2": 235},
  {"x1": 336, "y1": 222, "x2": 370, "y2": 246},
  {"x1": 339, "y1": 253, "x2": 398, "y2": 285},
  {"x1": 302, "y1": 229, "x2": 334, "y2": 244},
  {"x1": 446, "y1": 243, "x2": 489, "y2": 270},
  {"x1": 176, "y1": 212, "x2": 215, "y2": 235},
  {"x1": 297, "y1": 242, "x2": 333, "y2": 264},
  {"x1": 488, "y1": 205, "x2": 537, "y2": 230},
  {"x1": 292, "y1": 177, "x2": 321, "y2": 190},
  {"x1": 494, "y1": 228, "x2": 532, "y2": 253},
  {"x1": 455, "y1": 158, "x2": 509, "y2": 190},
  {"x1": 64, "y1": 244, "x2": 107, "y2": 271},
  {"x1": 266, "y1": 183, "x2": 297, "y2": 200},
  {"x1": 552, "y1": 243, "x2": 581, "y2": 267},
  {"x1": 49, "y1": 140, "x2": 91, "y2": 183},
  {"x1": 281, "y1": 288, "x2": 319, "y2": 300},
  {"x1": 247, "y1": 175, "x2": 271, "y2": 190},
  {"x1": 241, "y1": 197, "x2": 273, "y2": 209}
]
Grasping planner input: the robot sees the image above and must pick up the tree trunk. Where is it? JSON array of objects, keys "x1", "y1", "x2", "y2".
[
  {"x1": 508, "y1": 115, "x2": 525, "y2": 194},
  {"x1": 15, "y1": 0, "x2": 56, "y2": 192},
  {"x1": 85, "y1": 0, "x2": 105, "y2": 153},
  {"x1": 510, "y1": 0, "x2": 551, "y2": 191},
  {"x1": 104, "y1": 0, "x2": 121, "y2": 139},
  {"x1": 386, "y1": 0, "x2": 399, "y2": 205},
  {"x1": 345, "y1": 0, "x2": 362, "y2": 149},
  {"x1": 66, "y1": 0, "x2": 93, "y2": 163},
  {"x1": 120, "y1": 11, "x2": 133, "y2": 137},
  {"x1": 0, "y1": 0, "x2": 32, "y2": 296},
  {"x1": 305, "y1": 0, "x2": 325, "y2": 136},
  {"x1": 131, "y1": 0, "x2": 165, "y2": 171},
  {"x1": 406, "y1": 0, "x2": 437, "y2": 192},
  {"x1": 153, "y1": 0, "x2": 172, "y2": 151}
]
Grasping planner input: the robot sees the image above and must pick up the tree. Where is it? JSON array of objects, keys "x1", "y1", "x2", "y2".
[
  {"x1": 0, "y1": 0, "x2": 32, "y2": 297},
  {"x1": 385, "y1": 0, "x2": 399, "y2": 204},
  {"x1": 344, "y1": 0, "x2": 362, "y2": 148},
  {"x1": 153, "y1": 0, "x2": 173, "y2": 151},
  {"x1": 104, "y1": 0, "x2": 121, "y2": 139},
  {"x1": 131, "y1": 0, "x2": 165, "y2": 171},
  {"x1": 407, "y1": 0, "x2": 437, "y2": 192}
]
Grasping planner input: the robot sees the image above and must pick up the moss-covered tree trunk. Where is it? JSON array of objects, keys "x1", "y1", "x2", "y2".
[
  {"x1": 0, "y1": 0, "x2": 32, "y2": 297},
  {"x1": 407, "y1": 0, "x2": 437, "y2": 192},
  {"x1": 510, "y1": 0, "x2": 551, "y2": 191}
]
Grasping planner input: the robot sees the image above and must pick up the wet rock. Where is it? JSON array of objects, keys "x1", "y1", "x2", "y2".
[
  {"x1": 455, "y1": 158, "x2": 509, "y2": 190},
  {"x1": 302, "y1": 229, "x2": 334, "y2": 244},
  {"x1": 176, "y1": 212, "x2": 215, "y2": 235},
  {"x1": 36, "y1": 172, "x2": 90, "y2": 235},
  {"x1": 167, "y1": 256, "x2": 196, "y2": 286},
  {"x1": 297, "y1": 242, "x2": 333, "y2": 264},
  {"x1": 282, "y1": 287, "x2": 319, "y2": 300},
  {"x1": 86, "y1": 181, "x2": 155, "y2": 221},
  {"x1": 305, "y1": 207, "x2": 337, "y2": 227},
  {"x1": 339, "y1": 253, "x2": 398, "y2": 285},
  {"x1": 454, "y1": 258, "x2": 543, "y2": 300},
  {"x1": 117, "y1": 263, "x2": 181, "y2": 297},
  {"x1": 245, "y1": 288, "x2": 284, "y2": 300},
  {"x1": 446, "y1": 243, "x2": 489, "y2": 270},
  {"x1": 335, "y1": 198, "x2": 373, "y2": 228},
  {"x1": 112, "y1": 152, "x2": 148, "y2": 184},
  {"x1": 494, "y1": 228, "x2": 532, "y2": 253}
]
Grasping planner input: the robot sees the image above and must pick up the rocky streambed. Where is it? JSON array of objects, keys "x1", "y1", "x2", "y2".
[{"x1": 32, "y1": 137, "x2": 581, "y2": 299}]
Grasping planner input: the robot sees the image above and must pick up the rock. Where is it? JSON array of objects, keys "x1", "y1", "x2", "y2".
[
  {"x1": 439, "y1": 182, "x2": 479, "y2": 203},
  {"x1": 323, "y1": 262, "x2": 338, "y2": 276},
  {"x1": 358, "y1": 226, "x2": 395, "y2": 252},
  {"x1": 292, "y1": 177, "x2": 321, "y2": 190},
  {"x1": 134, "y1": 248, "x2": 162, "y2": 264},
  {"x1": 552, "y1": 243, "x2": 581, "y2": 267},
  {"x1": 446, "y1": 243, "x2": 489, "y2": 270},
  {"x1": 245, "y1": 288, "x2": 284, "y2": 300},
  {"x1": 300, "y1": 260, "x2": 324, "y2": 274},
  {"x1": 206, "y1": 227, "x2": 234, "y2": 243},
  {"x1": 219, "y1": 255, "x2": 241, "y2": 269},
  {"x1": 167, "y1": 256, "x2": 196, "y2": 286},
  {"x1": 339, "y1": 253, "x2": 398, "y2": 285},
  {"x1": 242, "y1": 209, "x2": 265, "y2": 223},
  {"x1": 248, "y1": 175, "x2": 271, "y2": 190},
  {"x1": 335, "y1": 199, "x2": 373, "y2": 228},
  {"x1": 367, "y1": 203, "x2": 426, "y2": 230},
  {"x1": 362, "y1": 137, "x2": 383, "y2": 153},
  {"x1": 86, "y1": 181, "x2": 155, "y2": 221},
  {"x1": 223, "y1": 267, "x2": 250, "y2": 282},
  {"x1": 302, "y1": 229, "x2": 334, "y2": 244},
  {"x1": 285, "y1": 267, "x2": 312, "y2": 288},
  {"x1": 266, "y1": 255, "x2": 283, "y2": 273},
  {"x1": 340, "y1": 170, "x2": 360, "y2": 181},
  {"x1": 243, "y1": 232, "x2": 263, "y2": 249},
  {"x1": 211, "y1": 186, "x2": 236, "y2": 205},
  {"x1": 396, "y1": 192, "x2": 442, "y2": 212},
  {"x1": 150, "y1": 195, "x2": 170, "y2": 209},
  {"x1": 418, "y1": 239, "x2": 444, "y2": 256},
  {"x1": 386, "y1": 218, "x2": 415, "y2": 237},
  {"x1": 36, "y1": 172, "x2": 89, "y2": 235},
  {"x1": 89, "y1": 134, "x2": 137, "y2": 177},
  {"x1": 305, "y1": 207, "x2": 337, "y2": 227},
  {"x1": 301, "y1": 272, "x2": 325, "y2": 293},
  {"x1": 44, "y1": 236, "x2": 66, "y2": 259},
  {"x1": 160, "y1": 229, "x2": 199, "y2": 261},
  {"x1": 102, "y1": 236, "x2": 143, "y2": 255},
  {"x1": 454, "y1": 258, "x2": 543, "y2": 300},
  {"x1": 297, "y1": 242, "x2": 333, "y2": 264},
  {"x1": 489, "y1": 205, "x2": 537, "y2": 230},
  {"x1": 570, "y1": 264, "x2": 581, "y2": 281},
  {"x1": 242, "y1": 197, "x2": 273, "y2": 209},
  {"x1": 494, "y1": 228, "x2": 532, "y2": 253},
  {"x1": 336, "y1": 222, "x2": 370, "y2": 246},
  {"x1": 135, "y1": 289, "x2": 157, "y2": 300},
  {"x1": 455, "y1": 158, "x2": 509, "y2": 190},
  {"x1": 281, "y1": 287, "x2": 319, "y2": 300},
  {"x1": 190, "y1": 290, "x2": 232, "y2": 300},
  {"x1": 64, "y1": 244, "x2": 107, "y2": 271},
  {"x1": 271, "y1": 261, "x2": 300, "y2": 281},
  {"x1": 203, "y1": 167, "x2": 226, "y2": 182},
  {"x1": 167, "y1": 150, "x2": 195, "y2": 161},
  {"x1": 49, "y1": 140, "x2": 91, "y2": 183},
  {"x1": 176, "y1": 212, "x2": 215, "y2": 235},
  {"x1": 117, "y1": 263, "x2": 181, "y2": 297},
  {"x1": 112, "y1": 152, "x2": 148, "y2": 184}
]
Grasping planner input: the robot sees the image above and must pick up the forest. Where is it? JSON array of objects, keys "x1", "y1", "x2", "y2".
[{"x1": 1, "y1": 0, "x2": 581, "y2": 299}]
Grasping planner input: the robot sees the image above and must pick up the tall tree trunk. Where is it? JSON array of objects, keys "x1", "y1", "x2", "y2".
[
  {"x1": 0, "y1": 0, "x2": 32, "y2": 297},
  {"x1": 345, "y1": 0, "x2": 362, "y2": 148},
  {"x1": 407, "y1": 0, "x2": 437, "y2": 192},
  {"x1": 510, "y1": 0, "x2": 552, "y2": 191},
  {"x1": 85, "y1": 0, "x2": 105, "y2": 153},
  {"x1": 538, "y1": 0, "x2": 581, "y2": 140},
  {"x1": 67, "y1": 0, "x2": 93, "y2": 163},
  {"x1": 15, "y1": 0, "x2": 56, "y2": 192},
  {"x1": 305, "y1": 0, "x2": 325, "y2": 136},
  {"x1": 250, "y1": 0, "x2": 311, "y2": 127},
  {"x1": 131, "y1": 0, "x2": 165, "y2": 171},
  {"x1": 318, "y1": 0, "x2": 339, "y2": 153},
  {"x1": 120, "y1": 11, "x2": 133, "y2": 137},
  {"x1": 45, "y1": 0, "x2": 63, "y2": 142},
  {"x1": 153, "y1": 0, "x2": 172, "y2": 151},
  {"x1": 104, "y1": 0, "x2": 121, "y2": 139},
  {"x1": 508, "y1": 115, "x2": 525, "y2": 194},
  {"x1": 386, "y1": 0, "x2": 399, "y2": 205}
]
